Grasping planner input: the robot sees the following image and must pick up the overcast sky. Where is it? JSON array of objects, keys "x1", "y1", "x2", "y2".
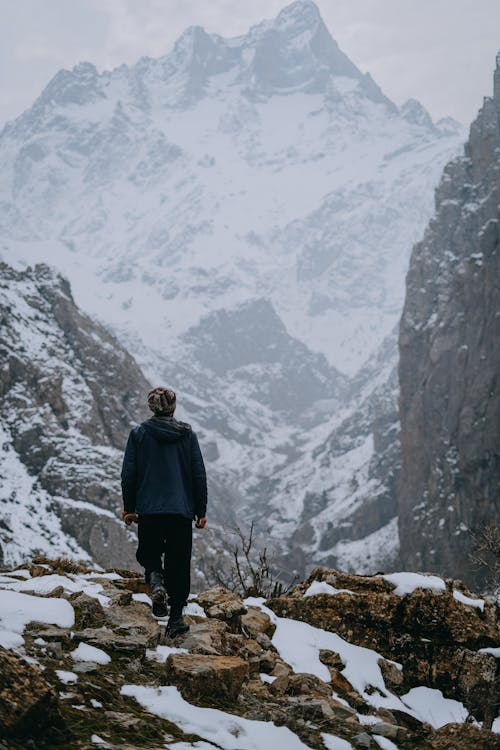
[{"x1": 1, "y1": 0, "x2": 499, "y2": 127}]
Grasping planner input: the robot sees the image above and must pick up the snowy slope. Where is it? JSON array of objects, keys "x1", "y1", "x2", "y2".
[
  {"x1": 0, "y1": 262, "x2": 150, "y2": 568},
  {"x1": 0, "y1": 1, "x2": 464, "y2": 570}
]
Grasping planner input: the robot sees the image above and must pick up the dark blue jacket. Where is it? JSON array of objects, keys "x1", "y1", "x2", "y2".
[{"x1": 120, "y1": 416, "x2": 207, "y2": 518}]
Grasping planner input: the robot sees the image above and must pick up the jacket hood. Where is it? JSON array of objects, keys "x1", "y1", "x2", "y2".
[{"x1": 142, "y1": 416, "x2": 191, "y2": 443}]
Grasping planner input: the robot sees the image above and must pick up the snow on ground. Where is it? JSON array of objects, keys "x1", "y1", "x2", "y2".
[
  {"x1": 373, "y1": 737, "x2": 398, "y2": 750},
  {"x1": 0, "y1": 589, "x2": 74, "y2": 648},
  {"x1": 71, "y1": 642, "x2": 111, "y2": 665},
  {"x1": 146, "y1": 645, "x2": 188, "y2": 662},
  {"x1": 132, "y1": 592, "x2": 152, "y2": 605},
  {"x1": 399, "y1": 687, "x2": 468, "y2": 728},
  {"x1": 479, "y1": 647, "x2": 500, "y2": 657},
  {"x1": 56, "y1": 670, "x2": 78, "y2": 684},
  {"x1": 303, "y1": 581, "x2": 355, "y2": 597},
  {"x1": 321, "y1": 734, "x2": 353, "y2": 749},
  {"x1": 382, "y1": 572, "x2": 445, "y2": 596},
  {"x1": 244, "y1": 598, "x2": 409, "y2": 713},
  {"x1": 452, "y1": 590, "x2": 485, "y2": 610},
  {"x1": 0, "y1": 572, "x2": 109, "y2": 605},
  {"x1": 121, "y1": 684, "x2": 312, "y2": 750}
]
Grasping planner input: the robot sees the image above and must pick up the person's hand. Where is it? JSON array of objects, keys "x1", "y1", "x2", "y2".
[
  {"x1": 122, "y1": 511, "x2": 138, "y2": 526},
  {"x1": 194, "y1": 516, "x2": 207, "y2": 529}
]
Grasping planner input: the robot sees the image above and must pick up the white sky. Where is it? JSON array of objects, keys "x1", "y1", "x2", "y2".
[{"x1": 1, "y1": 0, "x2": 499, "y2": 127}]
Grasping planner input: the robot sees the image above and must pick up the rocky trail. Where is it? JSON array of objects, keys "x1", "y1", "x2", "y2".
[{"x1": 0, "y1": 559, "x2": 498, "y2": 750}]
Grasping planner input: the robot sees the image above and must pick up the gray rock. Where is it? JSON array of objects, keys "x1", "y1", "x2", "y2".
[{"x1": 398, "y1": 55, "x2": 500, "y2": 587}]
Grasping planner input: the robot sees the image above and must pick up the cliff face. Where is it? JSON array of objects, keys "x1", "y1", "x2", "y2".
[
  {"x1": 398, "y1": 57, "x2": 500, "y2": 585},
  {"x1": 0, "y1": 262, "x2": 151, "y2": 568}
]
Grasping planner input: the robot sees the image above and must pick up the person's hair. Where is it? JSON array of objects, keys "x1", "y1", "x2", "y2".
[{"x1": 147, "y1": 387, "x2": 176, "y2": 416}]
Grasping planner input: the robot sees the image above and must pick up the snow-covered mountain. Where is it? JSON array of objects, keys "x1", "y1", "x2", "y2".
[
  {"x1": 0, "y1": 262, "x2": 151, "y2": 568},
  {"x1": 0, "y1": 0, "x2": 464, "y2": 572}
]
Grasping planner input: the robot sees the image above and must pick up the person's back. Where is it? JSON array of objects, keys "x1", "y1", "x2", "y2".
[{"x1": 120, "y1": 387, "x2": 207, "y2": 633}]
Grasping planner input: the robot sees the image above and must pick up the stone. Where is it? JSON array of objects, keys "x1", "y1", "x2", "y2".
[
  {"x1": 25, "y1": 626, "x2": 72, "y2": 644},
  {"x1": 69, "y1": 591, "x2": 106, "y2": 629},
  {"x1": 267, "y1": 568, "x2": 499, "y2": 717},
  {"x1": 319, "y1": 649, "x2": 344, "y2": 669},
  {"x1": 180, "y1": 619, "x2": 228, "y2": 655},
  {"x1": 379, "y1": 658, "x2": 404, "y2": 692},
  {"x1": 104, "y1": 600, "x2": 161, "y2": 648},
  {"x1": 45, "y1": 641, "x2": 63, "y2": 659},
  {"x1": 196, "y1": 586, "x2": 247, "y2": 624},
  {"x1": 72, "y1": 627, "x2": 148, "y2": 654},
  {"x1": 165, "y1": 653, "x2": 248, "y2": 702},
  {"x1": 0, "y1": 646, "x2": 62, "y2": 737},
  {"x1": 109, "y1": 591, "x2": 133, "y2": 607},
  {"x1": 430, "y1": 723, "x2": 500, "y2": 750},
  {"x1": 241, "y1": 606, "x2": 274, "y2": 638},
  {"x1": 258, "y1": 650, "x2": 277, "y2": 672},
  {"x1": 371, "y1": 721, "x2": 403, "y2": 740},
  {"x1": 351, "y1": 732, "x2": 372, "y2": 749},
  {"x1": 255, "y1": 632, "x2": 273, "y2": 650}
]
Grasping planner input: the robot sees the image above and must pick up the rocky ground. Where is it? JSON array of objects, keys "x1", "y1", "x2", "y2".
[{"x1": 0, "y1": 558, "x2": 499, "y2": 750}]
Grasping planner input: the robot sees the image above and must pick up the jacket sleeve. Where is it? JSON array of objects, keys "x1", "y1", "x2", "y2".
[
  {"x1": 121, "y1": 429, "x2": 138, "y2": 513},
  {"x1": 190, "y1": 431, "x2": 207, "y2": 518}
]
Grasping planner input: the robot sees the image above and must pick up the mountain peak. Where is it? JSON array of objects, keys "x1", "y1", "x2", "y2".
[{"x1": 274, "y1": 0, "x2": 322, "y2": 33}]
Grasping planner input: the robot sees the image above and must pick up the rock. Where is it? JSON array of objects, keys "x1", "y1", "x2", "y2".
[
  {"x1": 379, "y1": 658, "x2": 404, "y2": 692},
  {"x1": 241, "y1": 606, "x2": 275, "y2": 638},
  {"x1": 180, "y1": 619, "x2": 228, "y2": 655},
  {"x1": 398, "y1": 56, "x2": 500, "y2": 588},
  {"x1": 72, "y1": 627, "x2": 148, "y2": 654},
  {"x1": 258, "y1": 649, "x2": 277, "y2": 672},
  {"x1": 109, "y1": 591, "x2": 133, "y2": 607},
  {"x1": 196, "y1": 586, "x2": 247, "y2": 625},
  {"x1": 320, "y1": 649, "x2": 344, "y2": 669},
  {"x1": 430, "y1": 723, "x2": 500, "y2": 750},
  {"x1": 165, "y1": 653, "x2": 248, "y2": 702},
  {"x1": 269, "y1": 674, "x2": 291, "y2": 695},
  {"x1": 285, "y1": 673, "x2": 331, "y2": 697},
  {"x1": 371, "y1": 721, "x2": 403, "y2": 740},
  {"x1": 351, "y1": 732, "x2": 372, "y2": 749},
  {"x1": 267, "y1": 568, "x2": 499, "y2": 716},
  {"x1": 0, "y1": 646, "x2": 62, "y2": 737},
  {"x1": 45, "y1": 641, "x2": 63, "y2": 659},
  {"x1": 255, "y1": 632, "x2": 274, "y2": 650},
  {"x1": 25, "y1": 626, "x2": 72, "y2": 644},
  {"x1": 104, "y1": 600, "x2": 161, "y2": 648},
  {"x1": 69, "y1": 591, "x2": 106, "y2": 628}
]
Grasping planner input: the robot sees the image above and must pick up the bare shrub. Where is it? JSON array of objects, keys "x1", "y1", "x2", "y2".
[{"x1": 206, "y1": 521, "x2": 297, "y2": 598}]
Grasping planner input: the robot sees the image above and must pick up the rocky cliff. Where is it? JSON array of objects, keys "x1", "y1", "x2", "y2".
[
  {"x1": 398, "y1": 54, "x2": 500, "y2": 585},
  {"x1": 0, "y1": 559, "x2": 498, "y2": 749},
  {"x1": 0, "y1": 262, "x2": 150, "y2": 568}
]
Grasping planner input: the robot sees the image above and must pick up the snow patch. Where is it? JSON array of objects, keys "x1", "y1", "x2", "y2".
[
  {"x1": 121, "y1": 684, "x2": 312, "y2": 749},
  {"x1": 71, "y1": 642, "x2": 111, "y2": 665}
]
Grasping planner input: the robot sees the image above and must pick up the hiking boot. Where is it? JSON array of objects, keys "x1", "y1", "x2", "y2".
[
  {"x1": 149, "y1": 571, "x2": 168, "y2": 619},
  {"x1": 167, "y1": 603, "x2": 189, "y2": 637}
]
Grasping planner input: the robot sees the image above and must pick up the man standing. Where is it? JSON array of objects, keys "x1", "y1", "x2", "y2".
[{"x1": 120, "y1": 387, "x2": 207, "y2": 636}]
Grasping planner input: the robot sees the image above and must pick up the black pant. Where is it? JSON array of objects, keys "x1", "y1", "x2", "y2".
[{"x1": 136, "y1": 514, "x2": 192, "y2": 607}]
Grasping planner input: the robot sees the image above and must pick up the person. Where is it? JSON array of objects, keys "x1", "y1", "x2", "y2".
[{"x1": 120, "y1": 386, "x2": 207, "y2": 636}]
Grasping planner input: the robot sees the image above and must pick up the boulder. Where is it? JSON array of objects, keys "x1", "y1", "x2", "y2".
[
  {"x1": 165, "y1": 653, "x2": 248, "y2": 702},
  {"x1": 0, "y1": 646, "x2": 62, "y2": 737},
  {"x1": 69, "y1": 591, "x2": 106, "y2": 628},
  {"x1": 241, "y1": 606, "x2": 275, "y2": 638},
  {"x1": 267, "y1": 567, "x2": 499, "y2": 716},
  {"x1": 72, "y1": 627, "x2": 148, "y2": 654},
  {"x1": 196, "y1": 586, "x2": 247, "y2": 625},
  {"x1": 180, "y1": 619, "x2": 228, "y2": 655},
  {"x1": 104, "y1": 600, "x2": 161, "y2": 648}
]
